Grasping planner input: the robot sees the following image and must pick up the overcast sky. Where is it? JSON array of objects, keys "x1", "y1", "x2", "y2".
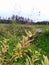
[{"x1": 0, "y1": 0, "x2": 49, "y2": 21}]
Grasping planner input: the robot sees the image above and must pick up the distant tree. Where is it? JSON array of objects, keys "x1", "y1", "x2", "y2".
[
  {"x1": 0, "y1": 16, "x2": 1, "y2": 20},
  {"x1": 10, "y1": 15, "x2": 16, "y2": 24},
  {"x1": 11, "y1": 15, "x2": 16, "y2": 20},
  {"x1": 8, "y1": 17, "x2": 11, "y2": 20}
]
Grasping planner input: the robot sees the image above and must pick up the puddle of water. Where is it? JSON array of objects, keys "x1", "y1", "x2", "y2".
[{"x1": 36, "y1": 28, "x2": 42, "y2": 32}]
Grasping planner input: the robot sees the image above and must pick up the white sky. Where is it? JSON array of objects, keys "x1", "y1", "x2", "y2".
[{"x1": 0, "y1": 0, "x2": 49, "y2": 21}]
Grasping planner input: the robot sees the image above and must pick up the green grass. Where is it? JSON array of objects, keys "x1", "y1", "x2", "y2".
[{"x1": 34, "y1": 31, "x2": 49, "y2": 58}]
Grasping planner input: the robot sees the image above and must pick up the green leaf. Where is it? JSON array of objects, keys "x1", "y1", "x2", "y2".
[{"x1": 25, "y1": 58, "x2": 29, "y2": 65}]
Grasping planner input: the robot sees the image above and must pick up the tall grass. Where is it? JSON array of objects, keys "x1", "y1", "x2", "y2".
[{"x1": 0, "y1": 23, "x2": 49, "y2": 65}]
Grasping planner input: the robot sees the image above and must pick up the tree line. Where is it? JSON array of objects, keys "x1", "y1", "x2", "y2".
[{"x1": 0, "y1": 15, "x2": 49, "y2": 24}]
